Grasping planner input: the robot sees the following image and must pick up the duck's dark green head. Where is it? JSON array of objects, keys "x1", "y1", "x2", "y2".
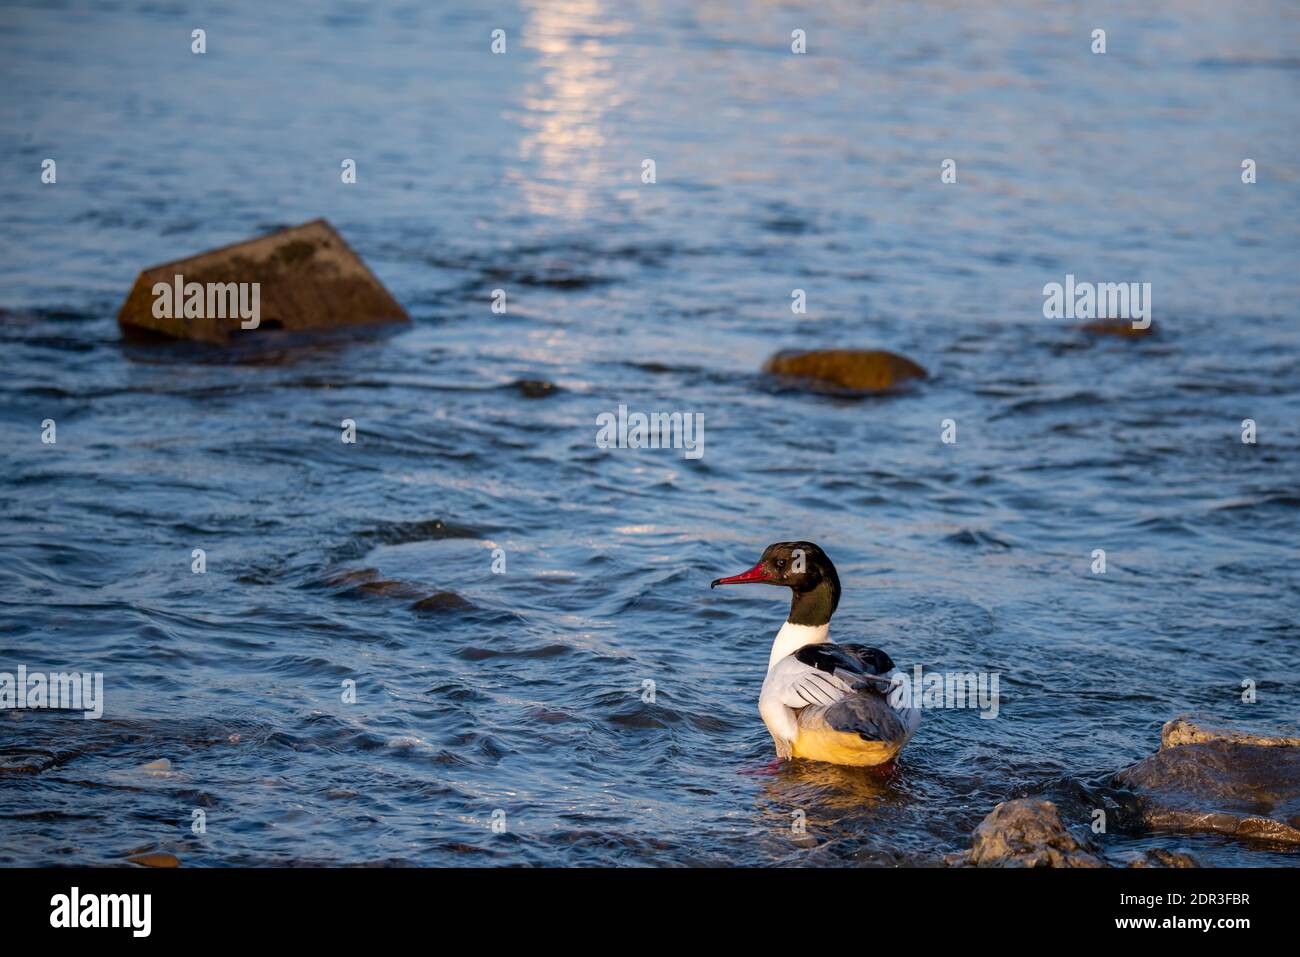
[{"x1": 710, "y1": 541, "x2": 841, "y2": 626}]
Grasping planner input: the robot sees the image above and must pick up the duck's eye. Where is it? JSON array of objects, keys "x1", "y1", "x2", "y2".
[{"x1": 775, "y1": 559, "x2": 787, "y2": 569}]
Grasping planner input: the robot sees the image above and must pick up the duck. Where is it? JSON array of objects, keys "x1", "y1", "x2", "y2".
[{"x1": 711, "y1": 541, "x2": 920, "y2": 767}]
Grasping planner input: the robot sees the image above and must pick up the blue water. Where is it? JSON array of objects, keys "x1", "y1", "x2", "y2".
[{"x1": 1, "y1": 0, "x2": 1298, "y2": 866}]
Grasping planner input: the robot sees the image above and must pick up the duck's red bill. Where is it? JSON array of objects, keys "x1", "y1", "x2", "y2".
[{"x1": 710, "y1": 562, "x2": 772, "y2": 588}]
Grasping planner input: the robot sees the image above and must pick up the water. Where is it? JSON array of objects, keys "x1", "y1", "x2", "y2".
[{"x1": 2, "y1": 0, "x2": 1298, "y2": 867}]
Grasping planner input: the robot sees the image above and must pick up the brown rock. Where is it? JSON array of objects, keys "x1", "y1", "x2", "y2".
[
  {"x1": 953, "y1": 798, "x2": 1106, "y2": 868},
  {"x1": 1079, "y1": 318, "x2": 1156, "y2": 337},
  {"x1": 1114, "y1": 715, "x2": 1300, "y2": 845},
  {"x1": 127, "y1": 852, "x2": 181, "y2": 868},
  {"x1": 514, "y1": 379, "x2": 559, "y2": 399},
  {"x1": 410, "y1": 591, "x2": 475, "y2": 613},
  {"x1": 1160, "y1": 715, "x2": 1300, "y2": 750},
  {"x1": 117, "y1": 219, "x2": 408, "y2": 344},
  {"x1": 1123, "y1": 848, "x2": 1199, "y2": 868},
  {"x1": 762, "y1": 349, "x2": 927, "y2": 394},
  {"x1": 352, "y1": 580, "x2": 425, "y2": 601},
  {"x1": 321, "y1": 567, "x2": 382, "y2": 588}
]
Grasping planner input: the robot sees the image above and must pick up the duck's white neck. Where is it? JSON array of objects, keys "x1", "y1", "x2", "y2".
[{"x1": 768, "y1": 620, "x2": 830, "y2": 670}]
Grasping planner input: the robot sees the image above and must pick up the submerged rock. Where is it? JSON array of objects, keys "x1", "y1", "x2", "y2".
[
  {"x1": 1120, "y1": 847, "x2": 1199, "y2": 868},
  {"x1": 127, "y1": 852, "x2": 181, "y2": 868},
  {"x1": 762, "y1": 349, "x2": 927, "y2": 394},
  {"x1": 117, "y1": 219, "x2": 408, "y2": 344},
  {"x1": 512, "y1": 379, "x2": 559, "y2": 399},
  {"x1": 351, "y1": 579, "x2": 425, "y2": 601},
  {"x1": 410, "y1": 591, "x2": 475, "y2": 613},
  {"x1": 947, "y1": 799, "x2": 1106, "y2": 868},
  {"x1": 324, "y1": 567, "x2": 475, "y2": 614},
  {"x1": 111, "y1": 757, "x2": 185, "y2": 782},
  {"x1": 1113, "y1": 715, "x2": 1300, "y2": 845},
  {"x1": 1078, "y1": 318, "x2": 1156, "y2": 337},
  {"x1": 0, "y1": 748, "x2": 56, "y2": 775},
  {"x1": 321, "y1": 567, "x2": 383, "y2": 589}
]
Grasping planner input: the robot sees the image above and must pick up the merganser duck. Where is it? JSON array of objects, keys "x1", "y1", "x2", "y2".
[{"x1": 711, "y1": 542, "x2": 920, "y2": 767}]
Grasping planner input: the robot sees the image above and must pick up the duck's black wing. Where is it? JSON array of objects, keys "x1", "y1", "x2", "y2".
[{"x1": 794, "y1": 643, "x2": 896, "y2": 694}]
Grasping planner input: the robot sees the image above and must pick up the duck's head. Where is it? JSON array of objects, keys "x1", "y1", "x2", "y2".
[{"x1": 710, "y1": 541, "x2": 841, "y2": 626}]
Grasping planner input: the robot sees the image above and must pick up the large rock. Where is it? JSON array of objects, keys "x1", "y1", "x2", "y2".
[
  {"x1": 117, "y1": 219, "x2": 408, "y2": 344},
  {"x1": 1113, "y1": 715, "x2": 1300, "y2": 845},
  {"x1": 948, "y1": 799, "x2": 1107, "y2": 867},
  {"x1": 762, "y1": 349, "x2": 927, "y2": 394}
]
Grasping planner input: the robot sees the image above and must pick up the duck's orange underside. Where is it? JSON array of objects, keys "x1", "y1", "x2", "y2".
[{"x1": 790, "y1": 726, "x2": 903, "y2": 766}]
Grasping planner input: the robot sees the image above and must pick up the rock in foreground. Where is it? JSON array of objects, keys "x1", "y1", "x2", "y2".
[
  {"x1": 117, "y1": 219, "x2": 408, "y2": 344},
  {"x1": 1114, "y1": 715, "x2": 1300, "y2": 845},
  {"x1": 946, "y1": 798, "x2": 1198, "y2": 868},
  {"x1": 948, "y1": 799, "x2": 1106, "y2": 867},
  {"x1": 762, "y1": 349, "x2": 927, "y2": 394}
]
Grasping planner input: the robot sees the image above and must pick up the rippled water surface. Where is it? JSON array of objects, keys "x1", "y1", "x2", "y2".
[{"x1": 2, "y1": 0, "x2": 1299, "y2": 866}]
